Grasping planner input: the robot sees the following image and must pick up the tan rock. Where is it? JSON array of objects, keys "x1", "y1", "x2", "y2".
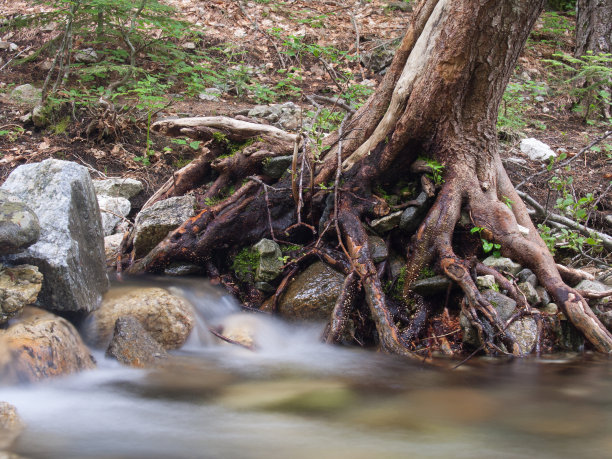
[
  {"x1": 0, "y1": 402, "x2": 24, "y2": 450},
  {"x1": 0, "y1": 307, "x2": 95, "y2": 384},
  {"x1": 0, "y1": 265, "x2": 43, "y2": 324},
  {"x1": 84, "y1": 287, "x2": 195, "y2": 349},
  {"x1": 106, "y1": 316, "x2": 168, "y2": 368}
]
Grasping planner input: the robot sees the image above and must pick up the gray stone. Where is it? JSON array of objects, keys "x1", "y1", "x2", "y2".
[
  {"x1": 388, "y1": 253, "x2": 406, "y2": 281},
  {"x1": 97, "y1": 195, "x2": 131, "y2": 236},
  {"x1": 605, "y1": 214, "x2": 612, "y2": 227},
  {"x1": 517, "y1": 268, "x2": 537, "y2": 287},
  {"x1": 476, "y1": 275, "x2": 496, "y2": 290},
  {"x1": 361, "y1": 46, "x2": 396, "y2": 73},
  {"x1": 106, "y1": 316, "x2": 168, "y2": 368},
  {"x1": 460, "y1": 289, "x2": 537, "y2": 354},
  {"x1": 368, "y1": 235, "x2": 388, "y2": 263},
  {"x1": 1, "y1": 159, "x2": 108, "y2": 313},
  {"x1": 520, "y1": 138, "x2": 556, "y2": 162},
  {"x1": 248, "y1": 102, "x2": 300, "y2": 130},
  {"x1": 410, "y1": 275, "x2": 451, "y2": 296},
  {"x1": 0, "y1": 265, "x2": 42, "y2": 324},
  {"x1": 542, "y1": 303, "x2": 558, "y2": 314},
  {"x1": 182, "y1": 42, "x2": 196, "y2": 50},
  {"x1": 93, "y1": 177, "x2": 144, "y2": 199},
  {"x1": 399, "y1": 192, "x2": 429, "y2": 233},
  {"x1": 253, "y1": 238, "x2": 284, "y2": 283},
  {"x1": 263, "y1": 155, "x2": 292, "y2": 178},
  {"x1": 0, "y1": 41, "x2": 10, "y2": 50},
  {"x1": 370, "y1": 211, "x2": 402, "y2": 233},
  {"x1": 104, "y1": 233, "x2": 124, "y2": 263},
  {"x1": 199, "y1": 88, "x2": 222, "y2": 101},
  {"x1": 0, "y1": 189, "x2": 40, "y2": 254},
  {"x1": 536, "y1": 286, "x2": 550, "y2": 306},
  {"x1": 278, "y1": 262, "x2": 345, "y2": 321},
  {"x1": 255, "y1": 281, "x2": 275, "y2": 293},
  {"x1": 9, "y1": 84, "x2": 42, "y2": 107},
  {"x1": 507, "y1": 316, "x2": 538, "y2": 355},
  {"x1": 518, "y1": 281, "x2": 540, "y2": 305},
  {"x1": 31, "y1": 104, "x2": 48, "y2": 127},
  {"x1": 574, "y1": 279, "x2": 608, "y2": 293},
  {"x1": 73, "y1": 48, "x2": 99, "y2": 63},
  {"x1": 482, "y1": 256, "x2": 522, "y2": 275},
  {"x1": 132, "y1": 195, "x2": 196, "y2": 257}
]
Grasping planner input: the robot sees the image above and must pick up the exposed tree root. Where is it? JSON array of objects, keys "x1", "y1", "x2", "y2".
[{"x1": 119, "y1": 0, "x2": 612, "y2": 358}]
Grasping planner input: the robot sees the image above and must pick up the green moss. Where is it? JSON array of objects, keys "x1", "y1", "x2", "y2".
[
  {"x1": 232, "y1": 247, "x2": 259, "y2": 281},
  {"x1": 418, "y1": 266, "x2": 436, "y2": 280},
  {"x1": 51, "y1": 116, "x2": 71, "y2": 134}
]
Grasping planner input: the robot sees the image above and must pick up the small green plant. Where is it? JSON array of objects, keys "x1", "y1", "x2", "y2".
[
  {"x1": 418, "y1": 157, "x2": 445, "y2": 185},
  {"x1": 497, "y1": 79, "x2": 549, "y2": 137},
  {"x1": 130, "y1": 75, "x2": 170, "y2": 161},
  {"x1": 471, "y1": 226, "x2": 502, "y2": 258},
  {"x1": 0, "y1": 125, "x2": 25, "y2": 141},
  {"x1": 171, "y1": 137, "x2": 202, "y2": 150},
  {"x1": 502, "y1": 195, "x2": 514, "y2": 210}
]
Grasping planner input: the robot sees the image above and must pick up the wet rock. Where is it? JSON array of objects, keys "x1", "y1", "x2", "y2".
[
  {"x1": 476, "y1": 275, "x2": 496, "y2": 290},
  {"x1": 73, "y1": 48, "x2": 99, "y2": 63},
  {"x1": 482, "y1": 256, "x2": 522, "y2": 275},
  {"x1": 253, "y1": 238, "x2": 283, "y2": 283},
  {"x1": 278, "y1": 262, "x2": 345, "y2": 321},
  {"x1": 1, "y1": 159, "x2": 108, "y2": 313},
  {"x1": 0, "y1": 190, "x2": 40, "y2": 254},
  {"x1": 215, "y1": 313, "x2": 264, "y2": 348},
  {"x1": 0, "y1": 402, "x2": 24, "y2": 450},
  {"x1": 554, "y1": 316, "x2": 585, "y2": 352},
  {"x1": 574, "y1": 279, "x2": 609, "y2": 294},
  {"x1": 369, "y1": 211, "x2": 402, "y2": 233},
  {"x1": 517, "y1": 268, "x2": 537, "y2": 287},
  {"x1": 97, "y1": 195, "x2": 131, "y2": 236},
  {"x1": 93, "y1": 177, "x2": 144, "y2": 199},
  {"x1": 262, "y1": 155, "x2": 292, "y2": 178},
  {"x1": 106, "y1": 316, "x2": 168, "y2": 368},
  {"x1": 132, "y1": 195, "x2": 196, "y2": 258},
  {"x1": 542, "y1": 303, "x2": 558, "y2": 315},
  {"x1": 0, "y1": 265, "x2": 43, "y2": 324},
  {"x1": 520, "y1": 138, "x2": 556, "y2": 162},
  {"x1": 368, "y1": 235, "x2": 388, "y2": 263},
  {"x1": 399, "y1": 192, "x2": 429, "y2": 233},
  {"x1": 536, "y1": 286, "x2": 550, "y2": 306},
  {"x1": 9, "y1": 84, "x2": 42, "y2": 106},
  {"x1": 198, "y1": 88, "x2": 222, "y2": 101},
  {"x1": 84, "y1": 287, "x2": 195, "y2": 349},
  {"x1": 518, "y1": 281, "x2": 540, "y2": 305},
  {"x1": 410, "y1": 275, "x2": 451, "y2": 296},
  {"x1": 387, "y1": 253, "x2": 406, "y2": 281},
  {"x1": 461, "y1": 290, "x2": 537, "y2": 354},
  {"x1": 104, "y1": 233, "x2": 124, "y2": 263},
  {"x1": 0, "y1": 307, "x2": 96, "y2": 384}
]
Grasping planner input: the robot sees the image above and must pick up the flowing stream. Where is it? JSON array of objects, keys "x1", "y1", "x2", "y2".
[{"x1": 3, "y1": 278, "x2": 612, "y2": 459}]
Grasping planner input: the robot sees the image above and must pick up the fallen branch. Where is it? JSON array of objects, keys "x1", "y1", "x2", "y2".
[{"x1": 516, "y1": 190, "x2": 612, "y2": 251}]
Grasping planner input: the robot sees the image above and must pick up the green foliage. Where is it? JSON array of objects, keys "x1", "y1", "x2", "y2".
[
  {"x1": 546, "y1": 0, "x2": 576, "y2": 12},
  {"x1": 171, "y1": 138, "x2": 202, "y2": 150},
  {"x1": 0, "y1": 125, "x2": 25, "y2": 141},
  {"x1": 418, "y1": 157, "x2": 445, "y2": 185},
  {"x1": 544, "y1": 52, "x2": 612, "y2": 124},
  {"x1": 231, "y1": 247, "x2": 259, "y2": 281},
  {"x1": 417, "y1": 266, "x2": 435, "y2": 280},
  {"x1": 385, "y1": 266, "x2": 407, "y2": 301},
  {"x1": 471, "y1": 227, "x2": 501, "y2": 258},
  {"x1": 497, "y1": 79, "x2": 549, "y2": 137}
]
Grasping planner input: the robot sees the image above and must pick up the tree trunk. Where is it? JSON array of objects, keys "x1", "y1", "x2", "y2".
[
  {"x1": 575, "y1": 0, "x2": 612, "y2": 56},
  {"x1": 122, "y1": 0, "x2": 612, "y2": 355}
]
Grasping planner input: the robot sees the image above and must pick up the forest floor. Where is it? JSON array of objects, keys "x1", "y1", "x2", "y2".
[{"x1": 0, "y1": 0, "x2": 610, "y2": 271}]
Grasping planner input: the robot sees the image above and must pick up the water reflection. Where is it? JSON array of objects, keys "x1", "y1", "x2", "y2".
[{"x1": 3, "y1": 277, "x2": 611, "y2": 459}]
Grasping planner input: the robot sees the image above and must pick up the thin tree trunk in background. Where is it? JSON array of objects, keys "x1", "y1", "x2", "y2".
[{"x1": 575, "y1": 0, "x2": 612, "y2": 56}]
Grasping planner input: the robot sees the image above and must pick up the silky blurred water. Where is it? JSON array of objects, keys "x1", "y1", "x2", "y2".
[{"x1": 3, "y1": 277, "x2": 611, "y2": 459}]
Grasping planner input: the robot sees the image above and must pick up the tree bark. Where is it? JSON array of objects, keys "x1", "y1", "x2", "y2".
[
  {"x1": 123, "y1": 0, "x2": 612, "y2": 355},
  {"x1": 575, "y1": 0, "x2": 612, "y2": 56}
]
